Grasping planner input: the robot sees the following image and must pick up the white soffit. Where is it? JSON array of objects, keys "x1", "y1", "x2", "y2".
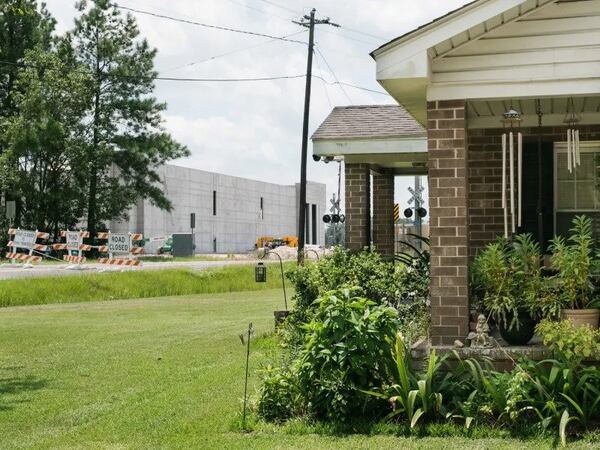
[
  {"x1": 313, "y1": 137, "x2": 427, "y2": 157},
  {"x1": 467, "y1": 96, "x2": 600, "y2": 128},
  {"x1": 372, "y1": 0, "x2": 600, "y2": 123}
]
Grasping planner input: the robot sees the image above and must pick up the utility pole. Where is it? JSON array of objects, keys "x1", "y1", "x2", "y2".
[{"x1": 294, "y1": 8, "x2": 339, "y2": 264}]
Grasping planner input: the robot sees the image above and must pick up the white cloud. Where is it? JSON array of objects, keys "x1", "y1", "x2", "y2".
[{"x1": 46, "y1": 0, "x2": 468, "y2": 208}]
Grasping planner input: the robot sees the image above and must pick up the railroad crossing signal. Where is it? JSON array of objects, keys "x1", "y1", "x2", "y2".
[{"x1": 407, "y1": 184, "x2": 425, "y2": 206}]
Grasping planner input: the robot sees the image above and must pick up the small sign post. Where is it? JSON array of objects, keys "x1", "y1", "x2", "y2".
[{"x1": 108, "y1": 233, "x2": 130, "y2": 255}]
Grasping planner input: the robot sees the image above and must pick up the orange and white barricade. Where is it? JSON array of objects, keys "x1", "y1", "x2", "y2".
[
  {"x1": 96, "y1": 231, "x2": 144, "y2": 270},
  {"x1": 52, "y1": 230, "x2": 91, "y2": 268},
  {"x1": 5, "y1": 228, "x2": 49, "y2": 266}
]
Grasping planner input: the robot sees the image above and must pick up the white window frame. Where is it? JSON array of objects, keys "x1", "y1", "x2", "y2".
[{"x1": 553, "y1": 140, "x2": 600, "y2": 236}]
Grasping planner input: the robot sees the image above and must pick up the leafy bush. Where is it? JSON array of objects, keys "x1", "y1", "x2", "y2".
[
  {"x1": 257, "y1": 365, "x2": 301, "y2": 422},
  {"x1": 286, "y1": 247, "x2": 429, "y2": 332},
  {"x1": 536, "y1": 319, "x2": 600, "y2": 364},
  {"x1": 295, "y1": 288, "x2": 399, "y2": 421},
  {"x1": 365, "y1": 333, "x2": 451, "y2": 428},
  {"x1": 471, "y1": 234, "x2": 541, "y2": 329},
  {"x1": 549, "y1": 215, "x2": 599, "y2": 310}
]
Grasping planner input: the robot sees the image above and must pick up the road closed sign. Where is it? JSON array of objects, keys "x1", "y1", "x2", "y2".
[
  {"x1": 108, "y1": 233, "x2": 130, "y2": 254},
  {"x1": 66, "y1": 231, "x2": 81, "y2": 250},
  {"x1": 12, "y1": 229, "x2": 37, "y2": 249}
]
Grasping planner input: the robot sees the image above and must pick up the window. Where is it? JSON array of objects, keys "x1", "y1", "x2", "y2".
[
  {"x1": 212, "y1": 190, "x2": 217, "y2": 216},
  {"x1": 554, "y1": 141, "x2": 600, "y2": 237},
  {"x1": 260, "y1": 196, "x2": 264, "y2": 220},
  {"x1": 311, "y1": 204, "x2": 317, "y2": 245}
]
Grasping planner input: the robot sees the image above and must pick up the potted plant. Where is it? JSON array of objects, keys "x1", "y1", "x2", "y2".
[
  {"x1": 473, "y1": 234, "x2": 540, "y2": 345},
  {"x1": 548, "y1": 215, "x2": 600, "y2": 329}
]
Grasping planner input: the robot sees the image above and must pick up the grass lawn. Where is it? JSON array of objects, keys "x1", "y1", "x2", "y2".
[
  {"x1": 1, "y1": 289, "x2": 598, "y2": 449},
  {"x1": 0, "y1": 264, "x2": 291, "y2": 307}
]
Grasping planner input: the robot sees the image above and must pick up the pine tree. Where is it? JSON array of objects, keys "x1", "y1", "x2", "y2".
[{"x1": 68, "y1": 0, "x2": 188, "y2": 236}]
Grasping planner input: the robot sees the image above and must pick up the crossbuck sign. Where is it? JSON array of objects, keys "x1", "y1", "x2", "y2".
[
  {"x1": 108, "y1": 234, "x2": 130, "y2": 254},
  {"x1": 12, "y1": 229, "x2": 36, "y2": 249}
]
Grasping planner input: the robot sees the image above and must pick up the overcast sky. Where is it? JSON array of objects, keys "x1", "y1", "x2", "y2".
[{"x1": 46, "y1": 0, "x2": 468, "y2": 210}]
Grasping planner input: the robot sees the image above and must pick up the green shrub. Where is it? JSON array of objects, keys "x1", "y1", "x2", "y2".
[
  {"x1": 536, "y1": 319, "x2": 600, "y2": 364},
  {"x1": 471, "y1": 234, "x2": 542, "y2": 329},
  {"x1": 286, "y1": 247, "x2": 429, "y2": 335},
  {"x1": 296, "y1": 288, "x2": 399, "y2": 421},
  {"x1": 364, "y1": 333, "x2": 451, "y2": 428},
  {"x1": 257, "y1": 365, "x2": 301, "y2": 422}
]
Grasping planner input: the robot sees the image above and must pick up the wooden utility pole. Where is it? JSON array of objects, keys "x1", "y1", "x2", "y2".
[{"x1": 294, "y1": 9, "x2": 339, "y2": 265}]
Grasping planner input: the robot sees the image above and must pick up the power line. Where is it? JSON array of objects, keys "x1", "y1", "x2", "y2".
[
  {"x1": 114, "y1": 4, "x2": 306, "y2": 44},
  {"x1": 0, "y1": 59, "x2": 389, "y2": 94},
  {"x1": 0, "y1": 59, "x2": 306, "y2": 83},
  {"x1": 256, "y1": 0, "x2": 299, "y2": 15},
  {"x1": 315, "y1": 47, "x2": 352, "y2": 104},
  {"x1": 312, "y1": 75, "x2": 390, "y2": 96},
  {"x1": 313, "y1": 50, "x2": 332, "y2": 109},
  {"x1": 155, "y1": 74, "x2": 305, "y2": 83},
  {"x1": 339, "y1": 25, "x2": 386, "y2": 41},
  {"x1": 162, "y1": 30, "x2": 307, "y2": 74}
]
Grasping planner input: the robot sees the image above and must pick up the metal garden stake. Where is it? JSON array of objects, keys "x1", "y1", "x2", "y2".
[{"x1": 241, "y1": 322, "x2": 253, "y2": 431}]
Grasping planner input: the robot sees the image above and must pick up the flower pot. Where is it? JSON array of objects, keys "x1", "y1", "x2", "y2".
[
  {"x1": 498, "y1": 309, "x2": 537, "y2": 346},
  {"x1": 561, "y1": 309, "x2": 600, "y2": 329}
]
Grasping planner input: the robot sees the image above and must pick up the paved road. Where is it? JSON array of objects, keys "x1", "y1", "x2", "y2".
[{"x1": 0, "y1": 259, "x2": 260, "y2": 281}]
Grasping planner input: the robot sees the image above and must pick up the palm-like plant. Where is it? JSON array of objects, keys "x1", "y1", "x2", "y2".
[{"x1": 363, "y1": 333, "x2": 450, "y2": 428}]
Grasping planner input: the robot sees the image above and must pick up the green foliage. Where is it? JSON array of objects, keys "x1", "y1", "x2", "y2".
[
  {"x1": 66, "y1": 0, "x2": 189, "y2": 234},
  {"x1": 536, "y1": 319, "x2": 600, "y2": 364},
  {"x1": 472, "y1": 234, "x2": 541, "y2": 329},
  {"x1": 549, "y1": 215, "x2": 596, "y2": 310},
  {"x1": 364, "y1": 333, "x2": 450, "y2": 428},
  {"x1": 1, "y1": 48, "x2": 92, "y2": 232},
  {"x1": 257, "y1": 365, "x2": 301, "y2": 423},
  {"x1": 295, "y1": 288, "x2": 400, "y2": 421},
  {"x1": 286, "y1": 247, "x2": 429, "y2": 335},
  {"x1": 0, "y1": 263, "x2": 289, "y2": 307}
]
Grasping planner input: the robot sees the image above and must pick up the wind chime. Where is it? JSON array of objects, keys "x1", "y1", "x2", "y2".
[
  {"x1": 501, "y1": 106, "x2": 522, "y2": 238},
  {"x1": 564, "y1": 97, "x2": 581, "y2": 173}
]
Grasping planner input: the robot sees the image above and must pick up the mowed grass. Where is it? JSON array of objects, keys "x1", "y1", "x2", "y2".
[
  {"x1": 1, "y1": 290, "x2": 598, "y2": 449},
  {"x1": 0, "y1": 264, "x2": 291, "y2": 307}
]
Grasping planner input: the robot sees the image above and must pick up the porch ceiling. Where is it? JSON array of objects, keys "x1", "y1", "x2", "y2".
[{"x1": 467, "y1": 96, "x2": 600, "y2": 128}]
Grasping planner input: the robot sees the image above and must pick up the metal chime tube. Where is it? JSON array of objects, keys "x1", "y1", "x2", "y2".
[
  {"x1": 502, "y1": 133, "x2": 508, "y2": 237},
  {"x1": 509, "y1": 131, "x2": 515, "y2": 234},
  {"x1": 567, "y1": 128, "x2": 572, "y2": 173},
  {"x1": 518, "y1": 132, "x2": 522, "y2": 228},
  {"x1": 575, "y1": 129, "x2": 580, "y2": 166}
]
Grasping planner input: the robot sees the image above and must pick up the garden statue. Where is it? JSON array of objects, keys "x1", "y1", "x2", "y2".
[{"x1": 467, "y1": 314, "x2": 495, "y2": 348}]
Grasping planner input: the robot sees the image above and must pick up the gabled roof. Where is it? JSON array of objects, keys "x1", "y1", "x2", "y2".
[
  {"x1": 370, "y1": 0, "x2": 478, "y2": 58},
  {"x1": 311, "y1": 105, "x2": 425, "y2": 141}
]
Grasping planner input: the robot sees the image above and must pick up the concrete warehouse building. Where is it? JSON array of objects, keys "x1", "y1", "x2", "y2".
[{"x1": 110, "y1": 164, "x2": 326, "y2": 253}]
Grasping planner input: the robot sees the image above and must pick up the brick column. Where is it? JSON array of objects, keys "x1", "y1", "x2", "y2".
[
  {"x1": 372, "y1": 172, "x2": 395, "y2": 256},
  {"x1": 427, "y1": 100, "x2": 469, "y2": 345},
  {"x1": 345, "y1": 163, "x2": 370, "y2": 251}
]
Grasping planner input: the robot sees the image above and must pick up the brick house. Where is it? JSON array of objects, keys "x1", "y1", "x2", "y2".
[{"x1": 312, "y1": 0, "x2": 600, "y2": 345}]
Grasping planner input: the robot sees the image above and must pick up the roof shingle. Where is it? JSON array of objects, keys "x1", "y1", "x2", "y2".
[{"x1": 311, "y1": 105, "x2": 425, "y2": 141}]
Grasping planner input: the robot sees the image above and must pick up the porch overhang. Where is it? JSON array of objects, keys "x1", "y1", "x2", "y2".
[
  {"x1": 311, "y1": 104, "x2": 427, "y2": 175},
  {"x1": 371, "y1": 0, "x2": 600, "y2": 125},
  {"x1": 313, "y1": 137, "x2": 427, "y2": 175}
]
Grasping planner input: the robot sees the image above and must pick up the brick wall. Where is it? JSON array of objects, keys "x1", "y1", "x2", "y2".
[
  {"x1": 427, "y1": 100, "x2": 469, "y2": 345},
  {"x1": 345, "y1": 163, "x2": 370, "y2": 251},
  {"x1": 372, "y1": 172, "x2": 395, "y2": 256},
  {"x1": 467, "y1": 125, "x2": 600, "y2": 256}
]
